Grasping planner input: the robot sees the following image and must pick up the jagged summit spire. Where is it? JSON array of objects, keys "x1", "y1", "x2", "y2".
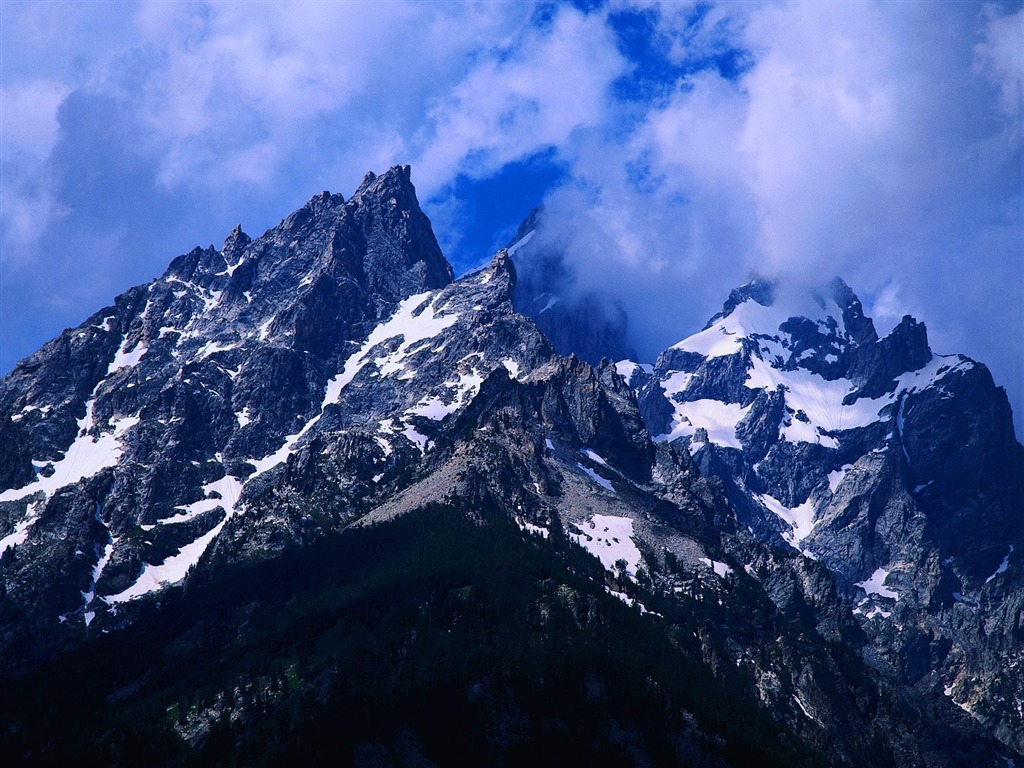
[
  {"x1": 353, "y1": 164, "x2": 416, "y2": 201},
  {"x1": 707, "y1": 275, "x2": 777, "y2": 328},
  {"x1": 222, "y1": 223, "x2": 251, "y2": 259},
  {"x1": 705, "y1": 275, "x2": 879, "y2": 341}
]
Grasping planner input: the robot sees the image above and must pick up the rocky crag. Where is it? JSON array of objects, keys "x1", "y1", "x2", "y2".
[{"x1": 1, "y1": 167, "x2": 1021, "y2": 766}]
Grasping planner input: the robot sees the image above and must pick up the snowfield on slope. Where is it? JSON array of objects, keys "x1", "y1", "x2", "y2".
[{"x1": 568, "y1": 515, "x2": 642, "y2": 577}]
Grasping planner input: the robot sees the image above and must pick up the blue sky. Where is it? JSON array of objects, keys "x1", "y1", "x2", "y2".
[{"x1": 2, "y1": 1, "x2": 1022, "y2": 429}]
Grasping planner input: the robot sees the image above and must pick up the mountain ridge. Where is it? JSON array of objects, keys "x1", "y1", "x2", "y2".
[{"x1": 1, "y1": 165, "x2": 1022, "y2": 765}]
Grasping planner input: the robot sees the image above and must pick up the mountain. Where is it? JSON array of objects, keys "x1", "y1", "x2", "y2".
[
  {"x1": 1, "y1": 166, "x2": 1021, "y2": 766},
  {"x1": 619, "y1": 276, "x2": 1024, "y2": 753}
]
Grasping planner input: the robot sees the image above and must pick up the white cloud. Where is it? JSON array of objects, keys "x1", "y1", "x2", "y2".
[
  {"x1": 975, "y1": 4, "x2": 1024, "y2": 118},
  {"x1": 0, "y1": 0, "x2": 1019, "y2": 426},
  {"x1": 738, "y1": 1, "x2": 901, "y2": 272},
  {"x1": 527, "y1": 1, "x2": 1019, "y2": 427},
  {"x1": 0, "y1": 80, "x2": 70, "y2": 158},
  {"x1": 0, "y1": 79, "x2": 71, "y2": 255},
  {"x1": 413, "y1": 6, "x2": 626, "y2": 194},
  {"x1": 123, "y1": 2, "x2": 538, "y2": 191}
]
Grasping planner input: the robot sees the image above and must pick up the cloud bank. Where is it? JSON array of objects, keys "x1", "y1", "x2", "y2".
[{"x1": 1, "y1": 1, "x2": 1021, "y2": 429}]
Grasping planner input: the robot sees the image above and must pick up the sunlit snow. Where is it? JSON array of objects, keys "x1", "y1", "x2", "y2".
[
  {"x1": 985, "y1": 545, "x2": 1014, "y2": 584},
  {"x1": 793, "y1": 695, "x2": 816, "y2": 721},
  {"x1": 408, "y1": 396, "x2": 457, "y2": 421},
  {"x1": 515, "y1": 518, "x2": 550, "y2": 539},
  {"x1": 669, "y1": 298, "x2": 812, "y2": 359},
  {"x1": 746, "y1": 357, "x2": 883, "y2": 443},
  {"x1": 104, "y1": 475, "x2": 243, "y2": 604},
  {"x1": 249, "y1": 293, "x2": 459, "y2": 475},
  {"x1": 321, "y1": 292, "x2": 459, "y2": 406},
  {"x1": 501, "y1": 359, "x2": 521, "y2": 379},
  {"x1": 236, "y1": 408, "x2": 252, "y2": 428},
  {"x1": 614, "y1": 360, "x2": 652, "y2": 384},
  {"x1": 855, "y1": 567, "x2": 899, "y2": 600},
  {"x1": 568, "y1": 515, "x2": 642, "y2": 577},
  {"x1": 1, "y1": 402, "x2": 139, "y2": 552},
  {"x1": 577, "y1": 463, "x2": 615, "y2": 493},
  {"x1": 759, "y1": 493, "x2": 817, "y2": 548},
  {"x1": 661, "y1": 288, "x2": 975, "y2": 455},
  {"x1": 402, "y1": 424, "x2": 430, "y2": 453},
  {"x1": 656, "y1": 398, "x2": 750, "y2": 449},
  {"x1": 699, "y1": 557, "x2": 733, "y2": 577},
  {"x1": 827, "y1": 464, "x2": 854, "y2": 493},
  {"x1": 107, "y1": 337, "x2": 148, "y2": 374},
  {"x1": 196, "y1": 339, "x2": 239, "y2": 360}
]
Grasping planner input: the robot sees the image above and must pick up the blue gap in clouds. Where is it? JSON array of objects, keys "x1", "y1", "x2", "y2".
[
  {"x1": 432, "y1": 149, "x2": 567, "y2": 275},
  {"x1": 609, "y1": 7, "x2": 684, "y2": 105},
  {"x1": 608, "y1": 4, "x2": 752, "y2": 108},
  {"x1": 682, "y1": 3, "x2": 753, "y2": 82}
]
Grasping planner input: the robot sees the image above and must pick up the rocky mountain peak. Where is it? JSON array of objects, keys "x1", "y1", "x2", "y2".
[
  {"x1": 488, "y1": 247, "x2": 516, "y2": 289},
  {"x1": 616, "y1": 271, "x2": 1024, "y2": 754},
  {"x1": 352, "y1": 164, "x2": 415, "y2": 203},
  {"x1": 222, "y1": 224, "x2": 252, "y2": 262},
  {"x1": 2, "y1": 165, "x2": 1023, "y2": 764},
  {"x1": 829, "y1": 277, "x2": 878, "y2": 345},
  {"x1": 708, "y1": 274, "x2": 776, "y2": 327}
]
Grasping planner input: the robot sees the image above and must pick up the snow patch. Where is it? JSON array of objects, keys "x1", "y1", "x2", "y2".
[
  {"x1": 202, "y1": 290, "x2": 222, "y2": 313},
  {"x1": 855, "y1": 568, "x2": 899, "y2": 600},
  {"x1": 827, "y1": 464, "x2": 853, "y2": 493},
  {"x1": 746, "y1": 357, "x2": 884, "y2": 443},
  {"x1": 793, "y1": 695, "x2": 816, "y2": 721},
  {"x1": 568, "y1": 515, "x2": 642, "y2": 577},
  {"x1": 81, "y1": 508, "x2": 115, "y2": 608},
  {"x1": 501, "y1": 359, "x2": 521, "y2": 379},
  {"x1": 515, "y1": 519, "x2": 549, "y2": 539},
  {"x1": 759, "y1": 494, "x2": 817, "y2": 548},
  {"x1": 985, "y1": 545, "x2": 1014, "y2": 584},
  {"x1": 159, "y1": 475, "x2": 243, "y2": 525},
  {"x1": 323, "y1": 292, "x2": 459, "y2": 405},
  {"x1": 580, "y1": 448, "x2": 609, "y2": 467},
  {"x1": 196, "y1": 339, "x2": 238, "y2": 360},
  {"x1": 408, "y1": 396, "x2": 457, "y2": 421},
  {"x1": 699, "y1": 557, "x2": 734, "y2": 578},
  {"x1": 613, "y1": 360, "x2": 652, "y2": 385},
  {"x1": 402, "y1": 424, "x2": 430, "y2": 453},
  {"x1": 0, "y1": 403, "x2": 139, "y2": 510},
  {"x1": 577, "y1": 463, "x2": 615, "y2": 493},
  {"x1": 506, "y1": 229, "x2": 535, "y2": 256},
  {"x1": 105, "y1": 475, "x2": 243, "y2": 604},
  {"x1": 107, "y1": 337, "x2": 148, "y2": 374},
  {"x1": 0, "y1": 507, "x2": 40, "y2": 553},
  {"x1": 656, "y1": 399, "x2": 750, "y2": 449},
  {"x1": 661, "y1": 370, "x2": 694, "y2": 395}
]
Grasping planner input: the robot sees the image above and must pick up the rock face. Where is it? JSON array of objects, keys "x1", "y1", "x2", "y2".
[
  {"x1": 620, "y1": 276, "x2": 1024, "y2": 753},
  {"x1": 0, "y1": 167, "x2": 1021, "y2": 765},
  {"x1": 0, "y1": 165, "x2": 453, "y2": 665}
]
